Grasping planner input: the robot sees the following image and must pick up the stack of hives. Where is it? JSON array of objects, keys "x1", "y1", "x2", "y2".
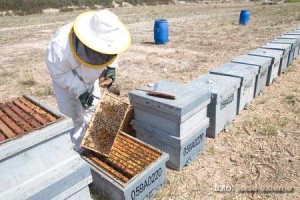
[
  {"x1": 80, "y1": 93, "x2": 169, "y2": 200},
  {"x1": 129, "y1": 80, "x2": 211, "y2": 170},
  {"x1": 129, "y1": 27, "x2": 300, "y2": 172},
  {"x1": 0, "y1": 95, "x2": 92, "y2": 199}
]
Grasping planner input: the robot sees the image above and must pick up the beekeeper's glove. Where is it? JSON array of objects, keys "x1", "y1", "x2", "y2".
[
  {"x1": 105, "y1": 67, "x2": 116, "y2": 82},
  {"x1": 79, "y1": 91, "x2": 94, "y2": 108}
]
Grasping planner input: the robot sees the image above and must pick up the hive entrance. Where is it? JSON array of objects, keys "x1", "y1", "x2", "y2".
[
  {"x1": 0, "y1": 96, "x2": 59, "y2": 143},
  {"x1": 81, "y1": 93, "x2": 130, "y2": 156}
]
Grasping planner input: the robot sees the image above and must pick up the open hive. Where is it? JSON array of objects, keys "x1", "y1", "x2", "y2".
[
  {"x1": 84, "y1": 132, "x2": 162, "y2": 183},
  {"x1": 81, "y1": 92, "x2": 132, "y2": 156},
  {"x1": 0, "y1": 96, "x2": 60, "y2": 143}
]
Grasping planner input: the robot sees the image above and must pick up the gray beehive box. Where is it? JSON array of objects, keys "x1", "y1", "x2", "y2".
[
  {"x1": 129, "y1": 81, "x2": 211, "y2": 138},
  {"x1": 83, "y1": 133, "x2": 169, "y2": 199},
  {"x1": 132, "y1": 118, "x2": 209, "y2": 170},
  {"x1": 187, "y1": 74, "x2": 240, "y2": 138},
  {"x1": 231, "y1": 55, "x2": 271, "y2": 97},
  {"x1": 271, "y1": 38, "x2": 298, "y2": 65},
  {"x1": 248, "y1": 48, "x2": 283, "y2": 86},
  {"x1": 210, "y1": 62, "x2": 258, "y2": 114},
  {"x1": 283, "y1": 32, "x2": 300, "y2": 55},
  {"x1": 0, "y1": 96, "x2": 92, "y2": 200},
  {"x1": 260, "y1": 43, "x2": 291, "y2": 75},
  {"x1": 279, "y1": 35, "x2": 300, "y2": 58}
]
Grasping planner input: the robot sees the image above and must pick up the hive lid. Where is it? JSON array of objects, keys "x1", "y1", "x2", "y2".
[
  {"x1": 271, "y1": 38, "x2": 298, "y2": 47},
  {"x1": 283, "y1": 32, "x2": 300, "y2": 37},
  {"x1": 129, "y1": 80, "x2": 211, "y2": 117},
  {"x1": 261, "y1": 43, "x2": 292, "y2": 52},
  {"x1": 280, "y1": 35, "x2": 300, "y2": 42},
  {"x1": 248, "y1": 48, "x2": 283, "y2": 63},
  {"x1": 187, "y1": 74, "x2": 240, "y2": 102},
  {"x1": 210, "y1": 62, "x2": 259, "y2": 86},
  {"x1": 231, "y1": 54, "x2": 272, "y2": 71}
]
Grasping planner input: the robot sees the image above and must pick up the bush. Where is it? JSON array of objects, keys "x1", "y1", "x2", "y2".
[
  {"x1": 0, "y1": 0, "x2": 173, "y2": 15},
  {"x1": 0, "y1": 0, "x2": 113, "y2": 14}
]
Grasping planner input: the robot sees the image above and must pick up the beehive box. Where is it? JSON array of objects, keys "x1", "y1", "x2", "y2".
[
  {"x1": 283, "y1": 32, "x2": 300, "y2": 55},
  {"x1": 248, "y1": 48, "x2": 283, "y2": 86},
  {"x1": 231, "y1": 55, "x2": 271, "y2": 97},
  {"x1": 279, "y1": 35, "x2": 300, "y2": 58},
  {"x1": 261, "y1": 43, "x2": 291, "y2": 75},
  {"x1": 132, "y1": 118, "x2": 209, "y2": 170},
  {"x1": 83, "y1": 132, "x2": 169, "y2": 200},
  {"x1": 210, "y1": 62, "x2": 258, "y2": 114},
  {"x1": 81, "y1": 92, "x2": 132, "y2": 156},
  {"x1": 187, "y1": 74, "x2": 240, "y2": 138},
  {"x1": 0, "y1": 95, "x2": 92, "y2": 199},
  {"x1": 129, "y1": 81, "x2": 211, "y2": 138},
  {"x1": 271, "y1": 39, "x2": 297, "y2": 65},
  {"x1": 1, "y1": 155, "x2": 92, "y2": 200}
]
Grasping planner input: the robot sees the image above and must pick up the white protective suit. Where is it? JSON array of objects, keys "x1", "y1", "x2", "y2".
[{"x1": 45, "y1": 23, "x2": 118, "y2": 151}]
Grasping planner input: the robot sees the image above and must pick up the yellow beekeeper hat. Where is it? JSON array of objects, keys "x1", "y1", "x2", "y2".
[{"x1": 73, "y1": 10, "x2": 131, "y2": 55}]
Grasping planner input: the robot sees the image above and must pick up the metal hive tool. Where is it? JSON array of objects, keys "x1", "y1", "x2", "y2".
[
  {"x1": 84, "y1": 132, "x2": 162, "y2": 183},
  {"x1": 0, "y1": 96, "x2": 59, "y2": 143}
]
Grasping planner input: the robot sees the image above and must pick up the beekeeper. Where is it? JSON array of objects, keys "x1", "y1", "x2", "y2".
[{"x1": 45, "y1": 10, "x2": 131, "y2": 151}]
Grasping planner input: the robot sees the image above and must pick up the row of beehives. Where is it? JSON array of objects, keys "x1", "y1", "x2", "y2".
[
  {"x1": 71, "y1": 27, "x2": 300, "y2": 200},
  {"x1": 1, "y1": 26, "x2": 299, "y2": 200},
  {"x1": 128, "y1": 27, "x2": 300, "y2": 173}
]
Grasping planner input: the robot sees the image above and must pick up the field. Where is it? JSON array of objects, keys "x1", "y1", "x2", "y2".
[{"x1": 0, "y1": 1, "x2": 299, "y2": 199}]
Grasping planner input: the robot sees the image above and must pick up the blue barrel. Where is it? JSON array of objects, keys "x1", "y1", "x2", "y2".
[
  {"x1": 154, "y1": 19, "x2": 169, "y2": 44},
  {"x1": 239, "y1": 10, "x2": 250, "y2": 25}
]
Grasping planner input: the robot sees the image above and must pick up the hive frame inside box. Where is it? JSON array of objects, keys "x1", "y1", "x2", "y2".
[
  {"x1": 133, "y1": 118, "x2": 209, "y2": 170},
  {"x1": 248, "y1": 48, "x2": 283, "y2": 86},
  {"x1": 0, "y1": 95, "x2": 92, "y2": 199},
  {"x1": 209, "y1": 62, "x2": 259, "y2": 115},
  {"x1": 83, "y1": 132, "x2": 169, "y2": 200},
  {"x1": 260, "y1": 43, "x2": 291, "y2": 75}
]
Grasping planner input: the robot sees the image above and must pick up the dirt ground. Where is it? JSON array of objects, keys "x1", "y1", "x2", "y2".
[{"x1": 0, "y1": 1, "x2": 299, "y2": 199}]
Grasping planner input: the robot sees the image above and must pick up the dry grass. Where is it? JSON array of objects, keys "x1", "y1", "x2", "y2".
[{"x1": 0, "y1": 1, "x2": 299, "y2": 199}]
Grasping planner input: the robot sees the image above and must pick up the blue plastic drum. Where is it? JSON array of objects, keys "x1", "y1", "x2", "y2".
[
  {"x1": 239, "y1": 10, "x2": 250, "y2": 25},
  {"x1": 154, "y1": 19, "x2": 169, "y2": 44}
]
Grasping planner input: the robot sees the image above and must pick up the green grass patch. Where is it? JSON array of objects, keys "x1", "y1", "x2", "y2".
[
  {"x1": 257, "y1": 124, "x2": 278, "y2": 136},
  {"x1": 18, "y1": 77, "x2": 37, "y2": 86},
  {"x1": 207, "y1": 146, "x2": 216, "y2": 155},
  {"x1": 284, "y1": 95, "x2": 298, "y2": 106},
  {"x1": 34, "y1": 84, "x2": 53, "y2": 96},
  {"x1": 0, "y1": 0, "x2": 174, "y2": 15},
  {"x1": 285, "y1": 0, "x2": 300, "y2": 3}
]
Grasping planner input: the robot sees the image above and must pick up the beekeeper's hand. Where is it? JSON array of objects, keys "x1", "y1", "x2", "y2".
[
  {"x1": 79, "y1": 91, "x2": 94, "y2": 108},
  {"x1": 99, "y1": 68, "x2": 114, "y2": 88}
]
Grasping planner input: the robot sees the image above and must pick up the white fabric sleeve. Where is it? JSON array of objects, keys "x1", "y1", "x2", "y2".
[{"x1": 45, "y1": 41, "x2": 87, "y2": 99}]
